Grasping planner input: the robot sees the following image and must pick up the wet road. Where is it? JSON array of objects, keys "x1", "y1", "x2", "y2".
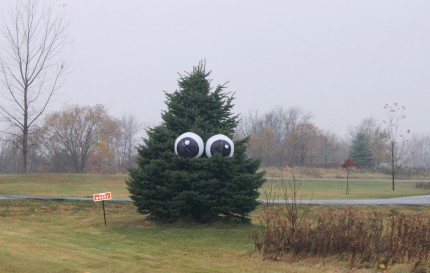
[{"x1": 268, "y1": 195, "x2": 430, "y2": 206}]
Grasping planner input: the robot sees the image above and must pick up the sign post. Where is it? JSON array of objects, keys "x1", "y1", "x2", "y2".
[
  {"x1": 102, "y1": 200, "x2": 107, "y2": 226},
  {"x1": 93, "y1": 192, "x2": 112, "y2": 226}
]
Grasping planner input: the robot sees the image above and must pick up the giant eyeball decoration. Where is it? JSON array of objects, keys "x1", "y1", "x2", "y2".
[
  {"x1": 174, "y1": 132, "x2": 204, "y2": 158},
  {"x1": 205, "y1": 134, "x2": 234, "y2": 158}
]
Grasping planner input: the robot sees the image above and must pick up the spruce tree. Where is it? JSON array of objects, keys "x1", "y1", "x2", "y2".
[
  {"x1": 349, "y1": 132, "x2": 375, "y2": 169},
  {"x1": 127, "y1": 63, "x2": 264, "y2": 223}
]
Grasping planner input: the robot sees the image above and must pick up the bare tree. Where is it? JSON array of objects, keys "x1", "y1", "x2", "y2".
[
  {"x1": 0, "y1": 0, "x2": 67, "y2": 172},
  {"x1": 0, "y1": 132, "x2": 22, "y2": 173},
  {"x1": 383, "y1": 103, "x2": 410, "y2": 191},
  {"x1": 288, "y1": 122, "x2": 319, "y2": 166},
  {"x1": 42, "y1": 105, "x2": 109, "y2": 173},
  {"x1": 407, "y1": 134, "x2": 430, "y2": 169},
  {"x1": 318, "y1": 130, "x2": 345, "y2": 167},
  {"x1": 117, "y1": 114, "x2": 143, "y2": 169},
  {"x1": 237, "y1": 106, "x2": 350, "y2": 168},
  {"x1": 341, "y1": 158, "x2": 360, "y2": 195},
  {"x1": 264, "y1": 107, "x2": 313, "y2": 166},
  {"x1": 235, "y1": 110, "x2": 264, "y2": 138},
  {"x1": 237, "y1": 107, "x2": 313, "y2": 167},
  {"x1": 89, "y1": 114, "x2": 144, "y2": 172}
]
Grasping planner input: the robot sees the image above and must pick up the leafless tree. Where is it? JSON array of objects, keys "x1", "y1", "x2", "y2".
[
  {"x1": 383, "y1": 103, "x2": 410, "y2": 191},
  {"x1": 117, "y1": 114, "x2": 143, "y2": 169},
  {"x1": 237, "y1": 107, "x2": 314, "y2": 167},
  {"x1": 318, "y1": 130, "x2": 345, "y2": 167},
  {"x1": 264, "y1": 107, "x2": 312, "y2": 165},
  {"x1": 235, "y1": 110, "x2": 264, "y2": 138},
  {"x1": 407, "y1": 134, "x2": 430, "y2": 169},
  {"x1": 42, "y1": 105, "x2": 109, "y2": 173},
  {"x1": 0, "y1": 0, "x2": 67, "y2": 173},
  {"x1": 0, "y1": 132, "x2": 22, "y2": 173},
  {"x1": 288, "y1": 122, "x2": 320, "y2": 166},
  {"x1": 238, "y1": 106, "x2": 349, "y2": 168}
]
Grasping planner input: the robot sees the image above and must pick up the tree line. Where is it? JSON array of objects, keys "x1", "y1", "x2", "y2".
[
  {"x1": 2, "y1": 103, "x2": 426, "y2": 175},
  {"x1": 237, "y1": 106, "x2": 427, "y2": 175},
  {"x1": 236, "y1": 107, "x2": 347, "y2": 168},
  {"x1": 0, "y1": 104, "x2": 143, "y2": 173}
]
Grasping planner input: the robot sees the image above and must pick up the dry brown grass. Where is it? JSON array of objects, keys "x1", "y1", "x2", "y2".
[{"x1": 252, "y1": 203, "x2": 430, "y2": 272}]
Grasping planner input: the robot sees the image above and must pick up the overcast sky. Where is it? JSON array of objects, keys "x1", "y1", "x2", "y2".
[{"x1": 2, "y1": 0, "x2": 430, "y2": 137}]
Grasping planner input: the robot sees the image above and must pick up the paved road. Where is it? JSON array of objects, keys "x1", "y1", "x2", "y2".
[
  {"x1": 268, "y1": 195, "x2": 430, "y2": 206},
  {"x1": 1, "y1": 194, "x2": 430, "y2": 206}
]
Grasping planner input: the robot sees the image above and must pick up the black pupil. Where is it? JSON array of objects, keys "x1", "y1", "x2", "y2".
[
  {"x1": 177, "y1": 137, "x2": 199, "y2": 157},
  {"x1": 210, "y1": 139, "x2": 231, "y2": 157}
]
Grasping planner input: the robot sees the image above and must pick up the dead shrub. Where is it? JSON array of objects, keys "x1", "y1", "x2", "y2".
[{"x1": 252, "y1": 179, "x2": 430, "y2": 269}]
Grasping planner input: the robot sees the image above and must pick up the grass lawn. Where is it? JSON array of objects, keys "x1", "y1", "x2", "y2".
[
  {"x1": 1, "y1": 173, "x2": 430, "y2": 272},
  {"x1": 0, "y1": 199, "x2": 370, "y2": 273},
  {"x1": 1, "y1": 200, "x2": 430, "y2": 273},
  {"x1": 263, "y1": 178, "x2": 430, "y2": 200},
  {"x1": 0, "y1": 173, "x2": 129, "y2": 198},
  {"x1": 0, "y1": 173, "x2": 430, "y2": 200}
]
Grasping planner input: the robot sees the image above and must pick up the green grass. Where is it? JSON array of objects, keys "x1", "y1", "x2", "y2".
[
  {"x1": 0, "y1": 200, "x2": 363, "y2": 273},
  {"x1": 1, "y1": 173, "x2": 429, "y2": 200},
  {"x1": 0, "y1": 173, "x2": 128, "y2": 197},
  {"x1": 1, "y1": 173, "x2": 430, "y2": 272},
  {"x1": 263, "y1": 178, "x2": 430, "y2": 200}
]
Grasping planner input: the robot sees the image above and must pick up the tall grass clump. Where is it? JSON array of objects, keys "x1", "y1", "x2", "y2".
[
  {"x1": 251, "y1": 177, "x2": 430, "y2": 270},
  {"x1": 251, "y1": 175, "x2": 312, "y2": 260}
]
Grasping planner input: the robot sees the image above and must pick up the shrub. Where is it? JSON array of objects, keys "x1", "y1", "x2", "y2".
[
  {"x1": 252, "y1": 182, "x2": 430, "y2": 268},
  {"x1": 415, "y1": 181, "x2": 430, "y2": 189}
]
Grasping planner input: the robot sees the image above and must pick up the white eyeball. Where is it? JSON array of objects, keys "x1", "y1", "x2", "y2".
[
  {"x1": 174, "y1": 132, "x2": 204, "y2": 158},
  {"x1": 205, "y1": 134, "x2": 234, "y2": 158}
]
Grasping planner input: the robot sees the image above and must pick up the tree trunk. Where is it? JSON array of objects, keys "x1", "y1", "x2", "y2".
[
  {"x1": 391, "y1": 142, "x2": 395, "y2": 191},
  {"x1": 23, "y1": 89, "x2": 29, "y2": 173},
  {"x1": 346, "y1": 170, "x2": 349, "y2": 195},
  {"x1": 22, "y1": 136, "x2": 28, "y2": 173}
]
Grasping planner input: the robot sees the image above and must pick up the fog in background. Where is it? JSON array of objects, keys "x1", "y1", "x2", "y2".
[{"x1": 1, "y1": 0, "x2": 429, "y2": 137}]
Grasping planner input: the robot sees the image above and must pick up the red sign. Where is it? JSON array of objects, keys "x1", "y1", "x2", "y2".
[{"x1": 93, "y1": 192, "x2": 112, "y2": 202}]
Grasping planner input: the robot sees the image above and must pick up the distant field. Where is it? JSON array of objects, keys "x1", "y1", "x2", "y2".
[
  {"x1": 0, "y1": 173, "x2": 429, "y2": 200},
  {"x1": 264, "y1": 166, "x2": 430, "y2": 180},
  {"x1": 263, "y1": 178, "x2": 430, "y2": 200}
]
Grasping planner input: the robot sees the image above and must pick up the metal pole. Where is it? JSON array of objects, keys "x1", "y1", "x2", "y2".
[{"x1": 102, "y1": 200, "x2": 107, "y2": 226}]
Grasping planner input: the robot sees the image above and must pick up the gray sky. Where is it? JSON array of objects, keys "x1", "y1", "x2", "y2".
[{"x1": 3, "y1": 0, "x2": 430, "y2": 137}]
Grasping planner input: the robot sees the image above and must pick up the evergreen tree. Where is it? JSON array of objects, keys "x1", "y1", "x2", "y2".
[
  {"x1": 127, "y1": 63, "x2": 264, "y2": 223},
  {"x1": 349, "y1": 132, "x2": 375, "y2": 169}
]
